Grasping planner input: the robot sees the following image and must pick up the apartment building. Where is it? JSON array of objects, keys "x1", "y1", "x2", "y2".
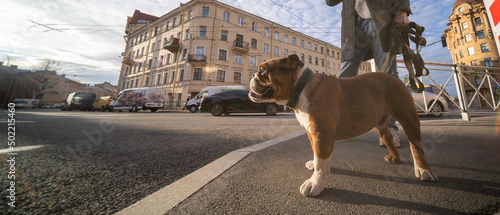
[
  {"x1": 118, "y1": 0, "x2": 371, "y2": 104},
  {"x1": 443, "y1": 0, "x2": 500, "y2": 107}
]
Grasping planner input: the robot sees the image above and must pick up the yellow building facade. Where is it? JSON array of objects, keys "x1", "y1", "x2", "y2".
[{"x1": 117, "y1": 0, "x2": 371, "y2": 105}]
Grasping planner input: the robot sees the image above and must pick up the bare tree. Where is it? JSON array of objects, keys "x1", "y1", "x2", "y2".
[
  {"x1": 3, "y1": 55, "x2": 17, "y2": 66},
  {"x1": 29, "y1": 58, "x2": 60, "y2": 100},
  {"x1": 37, "y1": 58, "x2": 60, "y2": 71}
]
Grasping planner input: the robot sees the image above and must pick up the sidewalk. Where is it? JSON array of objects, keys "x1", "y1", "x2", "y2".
[{"x1": 119, "y1": 111, "x2": 500, "y2": 214}]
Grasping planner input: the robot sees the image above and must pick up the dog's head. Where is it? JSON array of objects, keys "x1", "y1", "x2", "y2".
[{"x1": 249, "y1": 54, "x2": 305, "y2": 104}]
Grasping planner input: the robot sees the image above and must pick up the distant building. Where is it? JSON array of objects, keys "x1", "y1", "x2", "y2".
[
  {"x1": 118, "y1": 0, "x2": 371, "y2": 106},
  {"x1": 0, "y1": 62, "x2": 35, "y2": 107},
  {"x1": 37, "y1": 73, "x2": 87, "y2": 105},
  {"x1": 443, "y1": 0, "x2": 500, "y2": 107}
]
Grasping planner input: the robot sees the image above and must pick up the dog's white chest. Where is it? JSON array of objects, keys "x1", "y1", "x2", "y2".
[{"x1": 294, "y1": 109, "x2": 311, "y2": 132}]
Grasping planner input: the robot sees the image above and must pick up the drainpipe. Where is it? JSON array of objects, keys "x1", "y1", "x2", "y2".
[{"x1": 172, "y1": 2, "x2": 186, "y2": 111}]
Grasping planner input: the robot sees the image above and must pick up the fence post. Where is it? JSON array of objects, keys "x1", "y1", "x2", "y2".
[{"x1": 453, "y1": 64, "x2": 471, "y2": 121}]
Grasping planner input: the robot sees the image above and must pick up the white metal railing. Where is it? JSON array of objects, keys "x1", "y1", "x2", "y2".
[{"x1": 399, "y1": 62, "x2": 500, "y2": 121}]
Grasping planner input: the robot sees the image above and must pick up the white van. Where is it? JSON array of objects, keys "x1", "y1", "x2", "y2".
[
  {"x1": 12, "y1": 99, "x2": 40, "y2": 108},
  {"x1": 110, "y1": 87, "x2": 165, "y2": 112},
  {"x1": 186, "y1": 86, "x2": 246, "y2": 113}
]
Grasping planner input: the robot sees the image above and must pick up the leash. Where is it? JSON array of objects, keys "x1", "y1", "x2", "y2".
[
  {"x1": 390, "y1": 22, "x2": 430, "y2": 93},
  {"x1": 286, "y1": 67, "x2": 314, "y2": 109}
]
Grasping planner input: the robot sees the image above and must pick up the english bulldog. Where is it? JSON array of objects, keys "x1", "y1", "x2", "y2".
[{"x1": 249, "y1": 54, "x2": 438, "y2": 197}]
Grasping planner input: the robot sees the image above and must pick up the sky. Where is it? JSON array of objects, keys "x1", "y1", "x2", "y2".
[{"x1": 1, "y1": 0, "x2": 456, "y2": 88}]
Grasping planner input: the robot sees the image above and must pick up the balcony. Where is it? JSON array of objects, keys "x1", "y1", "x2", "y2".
[
  {"x1": 163, "y1": 37, "x2": 180, "y2": 53},
  {"x1": 122, "y1": 56, "x2": 134, "y2": 66},
  {"x1": 232, "y1": 40, "x2": 249, "y2": 53},
  {"x1": 187, "y1": 54, "x2": 207, "y2": 63}
]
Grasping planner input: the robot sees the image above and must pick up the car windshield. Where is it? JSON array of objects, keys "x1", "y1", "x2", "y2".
[{"x1": 13, "y1": 100, "x2": 25, "y2": 104}]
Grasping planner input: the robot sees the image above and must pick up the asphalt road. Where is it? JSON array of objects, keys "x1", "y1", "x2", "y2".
[{"x1": 0, "y1": 109, "x2": 304, "y2": 214}]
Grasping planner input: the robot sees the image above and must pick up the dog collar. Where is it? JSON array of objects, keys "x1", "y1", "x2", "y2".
[{"x1": 286, "y1": 67, "x2": 313, "y2": 109}]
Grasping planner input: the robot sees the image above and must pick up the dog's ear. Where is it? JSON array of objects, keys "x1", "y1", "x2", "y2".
[{"x1": 286, "y1": 54, "x2": 304, "y2": 70}]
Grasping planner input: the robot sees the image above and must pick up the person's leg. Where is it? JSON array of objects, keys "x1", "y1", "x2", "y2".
[{"x1": 338, "y1": 17, "x2": 370, "y2": 79}]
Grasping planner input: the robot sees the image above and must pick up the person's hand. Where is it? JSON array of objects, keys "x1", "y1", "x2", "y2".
[{"x1": 394, "y1": 10, "x2": 410, "y2": 25}]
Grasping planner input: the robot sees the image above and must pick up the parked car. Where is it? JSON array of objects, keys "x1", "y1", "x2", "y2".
[
  {"x1": 12, "y1": 99, "x2": 39, "y2": 108},
  {"x1": 61, "y1": 92, "x2": 97, "y2": 111},
  {"x1": 109, "y1": 87, "x2": 165, "y2": 112},
  {"x1": 408, "y1": 85, "x2": 449, "y2": 117},
  {"x1": 92, "y1": 96, "x2": 112, "y2": 111},
  {"x1": 200, "y1": 89, "x2": 282, "y2": 116},
  {"x1": 186, "y1": 85, "x2": 246, "y2": 113}
]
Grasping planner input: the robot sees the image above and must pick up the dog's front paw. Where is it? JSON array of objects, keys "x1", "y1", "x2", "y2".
[
  {"x1": 384, "y1": 155, "x2": 400, "y2": 164},
  {"x1": 300, "y1": 179, "x2": 325, "y2": 197},
  {"x1": 305, "y1": 160, "x2": 314, "y2": 171},
  {"x1": 415, "y1": 167, "x2": 438, "y2": 181}
]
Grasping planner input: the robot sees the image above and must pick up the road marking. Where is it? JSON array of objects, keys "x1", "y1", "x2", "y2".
[
  {"x1": 0, "y1": 121, "x2": 35, "y2": 123},
  {"x1": 0, "y1": 145, "x2": 44, "y2": 154},
  {"x1": 115, "y1": 131, "x2": 306, "y2": 215}
]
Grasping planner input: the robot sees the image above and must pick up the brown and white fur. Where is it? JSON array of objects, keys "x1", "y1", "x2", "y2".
[{"x1": 249, "y1": 54, "x2": 437, "y2": 197}]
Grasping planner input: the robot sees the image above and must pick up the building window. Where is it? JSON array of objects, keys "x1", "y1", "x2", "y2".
[
  {"x1": 171, "y1": 71, "x2": 175, "y2": 83},
  {"x1": 146, "y1": 77, "x2": 149, "y2": 86},
  {"x1": 485, "y1": 58, "x2": 493, "y2": 67},
  {"x1": 480, "y1": 43, "x2": 490, "y2": 52},
  {"x1": 251, "y1": 38, "x2": 257, "y2": 49},
  {"x1": 264, "y1": 28, "x2": 269, "y2": 37},
  {"x1": 234, "y1": 53, "x2": 242, "y2": 64},
  {"x1": 465, "y1": 34, "x2": 471, "y2": 42},
  {"x1": 459, "y1": 50, "x2": 464, "y2": 58},
  {"x1": 193, "y1": 68, "x2": 203, "y2": 80},
  {"x1": 314, "y1": 45, "x2": 318, "y2": 52},
  {"x1": 300, "y1": 40, "x2": 304, "y2": 48},
  {"x1": 188, "y1": 10, "x2": 193, "y2": 20},
  {"x1": 474, "y1": 17, "x2": 482, "y2": 25},
  {"x1": 221, "y1": 30, "x2": 228, "y2": 41},
  {"x1": 284, "y1": 34, "x2": 288, "y2": 43},
  {"x1": 308, "y1": 55, "x2": 312, "y2": 64},
  {"x1": 166, "y1": 21, "x2": 170, "y2": 31},
  {"x1": 467, "y1": 47, "x2": 475, "y2": 56},
  {"x1": 471, "y1": 60, "x2": 477, "y2": 66},
  {"x1": 167, "y1": 54, "x2": 171, "y2": 64},
  {"x1": 234, "y1": 72, "x2": 242, "y2": 84},
  {"x1": 185, "y1": 29, "x2": 190, "y2": 40},
  {"x1": 252, "y1": 22, "x2": 258, "y2": 31},
  {"x1": 173, "y1": 18, "x2": 177, "y2": 28},
  {"x1": 218, "y1": 49, "x2": 228, "y2": 61},
  {"x1": 321, "y1": 59, "x2": 325, "y2": 67},
  {"x1": 477, "y1": 30, "x2": 485, "y2": 39},
  {"x1": 250, "y1": 56, "x2": 257, "y2": 67},
  {"x1": 223, "y1": 11, "x2": 230, "y2": 22},
  {"x1": 337, "y1": 52, "x2": 340, "y2": 59},
  {"x1": 164, "y1": 72, "x2": 169, "y2": 84},
  {"x1": 308, "y1": 42, "x2": 312, "y2": 50},
  {"x1": 284, "y1": 49, "x2": 288, "y2": 56},
  {"x1": 321, "y1": 47, "x2": 324, "y2": 54},
  {"x1": 292, "y1": 37, "x2": 296, "y2": 45},
  {"x1": 196, "y1": 46, "x2": 205, "y2": 55},
  {"x1": 148, "y1": 59, "x2": 153, "y2": 69},
  {"x1": 462, "y1": 21, "x2": 468, "y2": 29},
  {"x1": 274, "y1": 31, "x2": 279, "y2": 40},
  {"x1": 202, "y1": 7, "x2": 209, "y2": 17},
  {"x1": 315, "y1": 57, "x2": 318, "y2": 65},
  {"x1": 157, "y1": 74, "x2": 162, "y2": 85},
  {"x1": 179, "y1": 69, "x2": 185, "y2": 81},
  {"x1": 264, "y1": 44, "x2": 269, "y2": 53},
  {"x1": 300, "y1": 54, "x2": 305, "y2": 62},
  {"x1": 274, "y1": 46, "x2": 279, "y2": 56},
  {"x1": 238, "y1": 16, "x2": 245, "y2": 26},
  {"x1": 199, "y1": 26, "x2": 207, "y2": 37},
  {"x1": 216, "y1": 70, "x2": 226, "y2": 82}
]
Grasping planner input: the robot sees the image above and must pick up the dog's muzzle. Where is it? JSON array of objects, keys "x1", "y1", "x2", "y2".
[{"x1": 249, "y1": 77, "x2": 274, "y2": 102}]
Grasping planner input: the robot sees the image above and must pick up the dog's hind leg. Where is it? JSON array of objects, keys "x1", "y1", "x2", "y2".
[
  {"x1": 375, "y1": 115, "x2": 400, "y2": 164},
  {"x1": 394, "y1": 112, "x2": 438, "y2": 181}
]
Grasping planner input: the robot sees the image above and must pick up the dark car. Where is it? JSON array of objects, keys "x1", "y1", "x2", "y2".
[
  {"x1": 61, "y1": 92, "x2": 97, "y2": 111},
  {"x1": 200, "y1": 89, "x2": 282, "y2": 116}
]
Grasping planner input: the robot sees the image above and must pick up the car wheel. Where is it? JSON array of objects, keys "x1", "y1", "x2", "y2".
[
  {"x1": 210, "y1": 104, "x2": 224, "y2": 116},
  {"x1": 189, "y1": 105, "x2": 198, "y2": 113},
  {"x1": 265, "y1": 104, "x2": 278, "y2": 116},
  {"x1": 101, "y1": 106, "x2": 106, "y2": 112},
  {"x1": 131, "y1": 105, "x2": 138, "y2": 112},
  {"x1": 150, "y1": 108, "x2": 158, "y2": 113},
  {"x1": 109, "y1": 106, "x2": 114, "y2": 112},
  {"x1": 91, "y1": 106, "x2": 95, "y2": 111},
  {"x1": 428, "y1": 101, "x2": 444, "y2": 117}
]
